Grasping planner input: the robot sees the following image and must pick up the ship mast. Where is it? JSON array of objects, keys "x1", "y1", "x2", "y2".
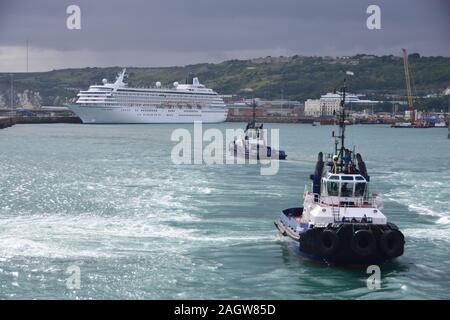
[
  {"x1": 333, "y1": 77, "x2": 350, "y2": 173},
  {"x1": 252, "y1": 99, "x2": 256, "y2": 128},
  {"x1": 339, "y1": 79, "x2": 347, "y2": 160}
]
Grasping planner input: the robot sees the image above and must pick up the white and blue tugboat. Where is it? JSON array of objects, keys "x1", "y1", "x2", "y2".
[
  {"x1": 274, "y1": 79, "x2": 404, "y2": 266},
  {"x1": 229, "y1": 101, "x2": 287, "y2": 160}
]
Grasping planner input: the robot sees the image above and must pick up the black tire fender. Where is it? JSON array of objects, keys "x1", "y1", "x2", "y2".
[
  {"x1": 351, "y1": 229, "x2": 376, "y2": 256},
  {"x1": 318, "y1": 229, "x2": 340, "y2": 256},
  {"x1": 380, "y1": 230, "x2": 404, "y2": 258}
]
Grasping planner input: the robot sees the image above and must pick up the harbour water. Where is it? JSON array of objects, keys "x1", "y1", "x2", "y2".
[{"x1": 0, "y1": 123, "x2": 449, "y2": 299}]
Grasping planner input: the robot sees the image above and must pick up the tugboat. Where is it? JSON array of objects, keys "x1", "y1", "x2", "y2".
[
  {"x1": 274, "y1": 79, "x2": 404, "y2": 266},
  {"x1": 229, "y1": 100, "x2": 287, "y2": 160}
]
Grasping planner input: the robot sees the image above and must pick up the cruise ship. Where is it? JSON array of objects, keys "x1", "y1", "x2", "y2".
[{"x1": 68, "y1": 69, "x2": 228, "y2": 123}]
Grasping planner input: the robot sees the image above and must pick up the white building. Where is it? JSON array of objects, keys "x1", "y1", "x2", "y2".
[
  {"x1": 305, "y1": 91, "x2": 378, "y2": 117},
  {"x1": 320, "y1": 93, "x2": 342, "y2": 116},
  {"x1": 304, "y1": 99, "x2": 321, "y2": 117}
]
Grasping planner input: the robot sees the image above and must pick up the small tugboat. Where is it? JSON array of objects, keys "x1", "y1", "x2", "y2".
[
  {"x1": 274, "y1": 79, "x2": 404, "y2": 266},
  {"x1": 229, "y1": 100, "x2": 287, "y2": 160}
]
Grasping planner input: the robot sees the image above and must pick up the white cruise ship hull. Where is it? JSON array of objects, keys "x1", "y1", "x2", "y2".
[{"x1": 68, "y1": 105, "x2": 228, "y2": 124}]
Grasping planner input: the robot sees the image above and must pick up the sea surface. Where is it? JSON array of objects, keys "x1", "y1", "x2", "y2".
[{"x1": 0, "y1": 123, "x2": 449, "y2": 299}]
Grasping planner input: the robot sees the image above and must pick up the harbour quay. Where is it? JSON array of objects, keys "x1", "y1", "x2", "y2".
[
  {"x1": 0, "y1": 116, "x2": 15, "y2": 129},
  {"x1": 0, "y1": 107, "x2": 81, "y2": 125}
]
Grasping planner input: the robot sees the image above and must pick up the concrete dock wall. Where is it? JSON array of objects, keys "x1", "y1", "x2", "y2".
[{"x1": 13, "y1": 116, "x2": 82, "y2": 124}]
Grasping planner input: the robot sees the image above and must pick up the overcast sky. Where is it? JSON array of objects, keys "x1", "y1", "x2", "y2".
[{"x1": 0, "y1": 0, "x2": 448, "y2": 72}]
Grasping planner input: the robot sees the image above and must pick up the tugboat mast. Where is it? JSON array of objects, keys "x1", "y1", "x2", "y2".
[
  {"x1": 339, "y1": 79, "x2": 347, "y2": 156},
  {"x1": 245, "y1": 99, "x2": 257, "y2": 133},
  {"x1": 333, "y1": 77, "x2": 350, "y2": 173}
]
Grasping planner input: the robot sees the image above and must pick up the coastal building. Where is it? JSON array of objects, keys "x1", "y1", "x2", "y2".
[
  {"x1": 304, "y1": 99, "x2": 321, "y2": 117},
  {"x1": 320, "y1": 91, "x2": 367, "y2": 116},
  {"x1": 227, "y1": 104, "x2": 264, "y2": 117},
  {"x1": 227, "y1": 98, "x2": 302, "y2": 118},
  {"x1": 304, "y1": 91, "x2": 379, "y2": 118}
]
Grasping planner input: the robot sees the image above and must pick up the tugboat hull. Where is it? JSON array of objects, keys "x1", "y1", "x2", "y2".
[{"x1": 275, "y1": 208, "x2": 405, "y2": 266}]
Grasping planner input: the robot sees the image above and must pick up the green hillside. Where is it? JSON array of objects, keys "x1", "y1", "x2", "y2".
[{"x1": 0, "y1": 53, "x2": 449, "y2": 107}]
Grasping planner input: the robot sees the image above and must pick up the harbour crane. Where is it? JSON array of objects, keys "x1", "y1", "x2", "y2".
[{"x1": 402, "y1": 48, "x2": 415, "y2": 124}]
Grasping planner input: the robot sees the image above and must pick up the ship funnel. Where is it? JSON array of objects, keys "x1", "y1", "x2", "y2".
[{"x1": 186, "y1": 73, "x2": 195, "y2": 85}]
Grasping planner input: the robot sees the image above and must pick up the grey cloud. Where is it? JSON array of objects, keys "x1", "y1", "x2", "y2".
[{"x1": 0, "y1": 0, "x2": 448, "y2": 71}]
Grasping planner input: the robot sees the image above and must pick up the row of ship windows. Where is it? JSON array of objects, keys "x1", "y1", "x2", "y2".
[
  {"x1": 79, "y1": 98, "x2": 222, "y2": 104},
  {"x1": 79, "y1": 102, "x2": 224, "y2": 109},
  {"x1": 80, "y1": 96, "x2": 219, "y2": 101},
  {"x1": 111, "y1": 104, "x2": 203, "y2": 108},
  {"x1": 114, "y1": 93, "x2": 215, "y2": 99},
  {"x1": 134, "y1": 114, "x2": 201, "y2": 117},
  {"x1": 80, "y1": 102, "x2": 224, "y2": 109},
  {"x1": 116, "y1": 90, "x2": 215, "y2": 96},
  {"x1": 78, "y1": 95, "x2": 222, "y2": 99},
  {"x1": 79, "y1": 101, "x2": 205, "y2": 107},
  {"x1": 120, "y1": 109, "x2": 200, "y2": 112}
]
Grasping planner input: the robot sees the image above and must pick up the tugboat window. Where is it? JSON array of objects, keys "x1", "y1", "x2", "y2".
[
  {"x1": 327, "y1": 181, "x2": 339, "y2": 196},
  {"x1": 355, "y1": 182, "x2": 366, "y2": 197},
  {"x1": 340, "y1": 182, "x2": 353, "y2": 197}
]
